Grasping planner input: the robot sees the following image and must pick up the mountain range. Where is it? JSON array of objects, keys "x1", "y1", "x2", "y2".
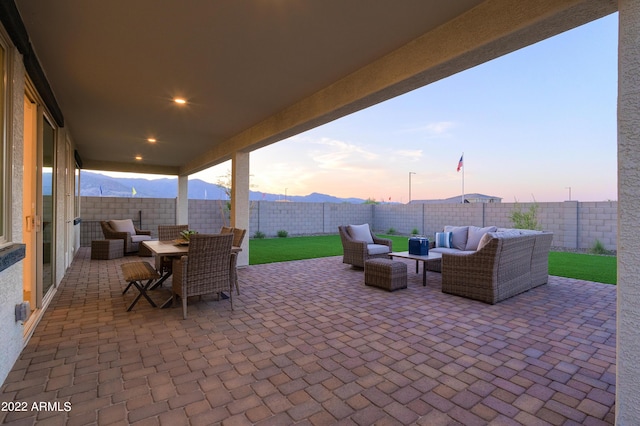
[{"x1": 78, "y1": 171, "x2": 368, "y2": 204}]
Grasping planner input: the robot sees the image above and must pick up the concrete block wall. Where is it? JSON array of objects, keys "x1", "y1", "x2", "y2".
[
  {"x1": 188, "y1": 199, "x2": 228, "y2": 234},
  {"x1": 374, "y1": 204, "x2": 424, "y2": 235},
  {"x1": 255, "y1": 202, "x2": 324, "y2": 236},
  {"x1": 421, "y1": 204, "x2": 486, "y2": 237},
  {"x1": 322, "y1": 203, "x2": 373, "y2": 234},
  {"x1": 578, "y1": 201, "x2": 617, "y2": 250},
  {"x1": 80, "y1": 197, "x2": 177, "y2": 244},
  {"x1": 80, "y1": 197, "x2": 618, "y2": 250},
  {"x1": 81, "y1": 197, "x2": 176, "y2": 231}
]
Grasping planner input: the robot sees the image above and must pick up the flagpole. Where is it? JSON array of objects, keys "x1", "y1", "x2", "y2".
[{"x1": 461, "y1": 152, "x2": 465, "y2": 204}]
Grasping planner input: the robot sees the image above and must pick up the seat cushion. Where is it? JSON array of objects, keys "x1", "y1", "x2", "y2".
[
  {"x1": 430, "y1": 247, "x2": 475, "y2": 255},
  {"x1": 348, "y1": 224, "x2": 374, "y2": 244},
  {"x1": 131, "y1": 234, "x2": 152, "y2": 243},
  {"x1": 367, "y1": 243, "x2": 390, "y2": 255},
  {"x1": 109, "y1": 219, "x2": 137, "y2": 235}
]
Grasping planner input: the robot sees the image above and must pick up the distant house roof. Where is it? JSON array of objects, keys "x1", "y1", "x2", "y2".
[{"x1": 410, "y1": 193, "x2": 502, "y2": 204}]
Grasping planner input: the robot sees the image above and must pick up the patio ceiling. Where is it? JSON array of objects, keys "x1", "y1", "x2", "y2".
[{"x1": 14, "y1": 0, "x2": 616, "y2": 176}]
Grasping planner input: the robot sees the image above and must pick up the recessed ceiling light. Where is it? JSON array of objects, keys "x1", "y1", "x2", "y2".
[
  {"x1": 174, "y1": 98, "x2": 187, "y2": 105},
  {"x1": 147, "y1": 138, "x2": 156, "y2": 143},
  {"x1": 135, "y1": 155, "x2": 142, "y2": 161}
]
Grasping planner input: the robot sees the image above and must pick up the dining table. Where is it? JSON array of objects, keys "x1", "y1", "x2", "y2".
[{"x1": 142, "y1": 239, "x2": 241, "y2": 308}]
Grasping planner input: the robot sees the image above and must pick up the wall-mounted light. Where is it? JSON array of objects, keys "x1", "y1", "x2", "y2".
[
  {"x1": 135, "y1": 155, "x2": 142, "y2": 161},
  {"x1": 173, "y1": 98, "x2": 187, "y2": 105},
  {"x1": 147, "y1": 138, "x2": 156, "y2": 143}
]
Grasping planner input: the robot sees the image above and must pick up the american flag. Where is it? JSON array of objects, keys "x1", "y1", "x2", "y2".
[{"x1": 457, "y1": 155, "x2": 463, "y2": 172}]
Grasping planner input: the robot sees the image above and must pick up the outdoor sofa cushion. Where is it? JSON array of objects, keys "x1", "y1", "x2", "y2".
[
  {"x1": 109, "y1": 219, "x2": 137, "y2": 235},
  {"x1": 435, "y1": 232, "x2": 452, "y2": 248},
  {"x1": 131, "y1": 234, "x2": 152, "y2": 243},
  {"x1": 444, "y1": 226, "x2": 469, "y2": 250},
  {"x1": 348, "y1": 224, "x2": 374, "y2": 244},
  {"x1": 368, "y1": 244, "x2": 391, "y2": 255},
  {"x1": 465, "y1": 226, "x2": 497, "y2": 251}
]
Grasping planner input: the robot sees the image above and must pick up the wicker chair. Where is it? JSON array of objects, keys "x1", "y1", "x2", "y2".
[
  {"x1": 155, "y1": 224, "x2": 189, "y2": 274},
  {"x1": 172, "y1": 233, "x2": 235, "y2": 319},
  {"x1": 100, "y1": 220, "x2": 152, "y2": 255},
  {"x1": 441, "y1": 233, "x2": 536, "y2": 304},
  {"x1": 338, "y1": 225, "x2": 392, "y2": 268},
  {"x1": 220, "y1": 226, "x2": 246, "y2": 294}
]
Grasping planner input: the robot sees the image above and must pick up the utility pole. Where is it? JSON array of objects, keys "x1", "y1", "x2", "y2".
[{"x1": 409, "y1": 172, "x2": 416, "y2": 203}]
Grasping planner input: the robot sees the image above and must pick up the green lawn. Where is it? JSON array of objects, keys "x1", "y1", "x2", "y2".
[
  {"x1": 249, "y1": 235, "x2": 617, "y2": 284},
  {"x1": 548, "y1": 251, "x2": 616, "y2": 284}
]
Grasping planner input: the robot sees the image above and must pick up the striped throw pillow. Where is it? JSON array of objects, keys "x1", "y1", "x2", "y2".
[{"x1": 435, "y1": 232, "x2": 452, "y2": 248}]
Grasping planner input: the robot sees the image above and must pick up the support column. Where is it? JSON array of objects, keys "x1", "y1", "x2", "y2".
[
  {"x1": 617, "y1": 1, "x2": 640, "y2": 422},
  {"x1": 176, "y1": 175, "x2": 189, "y2": 226},
  {"x1": 231, "y1": 151, "x2": 250, "y2": 266}
]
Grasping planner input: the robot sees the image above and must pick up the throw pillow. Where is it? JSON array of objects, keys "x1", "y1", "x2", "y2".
[
  {"x1": 444, "y1": 226, "x2": 469, "y2": 251},
  {"x1": 109, "y1": 219, "x2": 136, "y2": 235},
  {"x1": 348, "y1": 224, "x2": 374, "y2": 244},
  {"x1": 477, "y1": 232, "x2": 494, "y2": 251},
  {"x1": 435, "y1": 232, "x2": 452, "y2": 248},
  {"x1": 465, "y1": 226, "x2": 497, "y2": 251}
]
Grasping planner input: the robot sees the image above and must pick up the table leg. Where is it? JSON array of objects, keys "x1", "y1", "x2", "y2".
[{"x1": 422, "y1": 262, "x2": 427, "y2": 286}]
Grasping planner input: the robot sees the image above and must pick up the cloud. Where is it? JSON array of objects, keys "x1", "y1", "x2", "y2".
[
  {"x1": 394, "y1": 149, "x2": 423, "y2": 162},
  {"x1": 310, "y1": 137, "x2": 379, "y2": 170},
  {"x1": 403, "y1": 121, "x2": 456, "y2": 137}
]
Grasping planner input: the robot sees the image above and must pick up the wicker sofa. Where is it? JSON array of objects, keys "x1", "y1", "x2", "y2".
[{"x1": 429, "y1": 226, "x2": 553, "y2": 304}]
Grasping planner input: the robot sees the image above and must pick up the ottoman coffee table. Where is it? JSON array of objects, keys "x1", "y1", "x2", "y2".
[{"x1": 364, "y1": 258, "x2": 407, "y2": 291}]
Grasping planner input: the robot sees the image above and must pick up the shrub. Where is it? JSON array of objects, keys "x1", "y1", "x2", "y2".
[
  {"x1": 509, "y1": 201, "x2": 541, "y2": 230},
  {"x1": 411, "y1": 228, "x2": 419, "y2": 235},
  {"x1": 277, "y1": 230, "x2": 288, "y2": 238},
  {"x1": 590, "y1": 239, "x2": 610, "y2": 255},
  {"x1": 387, "y1": 227, "x2": 396, "y2": 235},
  {"x1": 253, "y1": 231, "x2": 265, "y2": 239}
]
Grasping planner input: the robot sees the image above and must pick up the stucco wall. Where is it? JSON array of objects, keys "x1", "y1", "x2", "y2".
[
  {"x1": 616, "y1": 0, "x2": 640, "y2": 422},
  {"x1": 0, "y1": 46, "x2": 26, "y2": 386}
]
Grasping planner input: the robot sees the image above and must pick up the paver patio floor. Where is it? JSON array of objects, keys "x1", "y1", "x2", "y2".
[{"x1": 0, "y1": 248, "x2": 616, "y2": 425}]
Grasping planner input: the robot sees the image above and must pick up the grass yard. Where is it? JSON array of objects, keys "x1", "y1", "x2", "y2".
[
  {"x1": 249, "y1": 234, "x2": 617, "y2": 284},
  {"x1": 548, "y1": 251, "x2": 616, "y2": 285}
]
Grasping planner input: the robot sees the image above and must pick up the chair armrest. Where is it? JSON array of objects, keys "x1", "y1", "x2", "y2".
[
  {"x1": 442, "y1": 248, "x2": 498, "y2": 278},
  {"x1": 135, "y1": 228, "x2": 152, "y2": 236},
  {"x1": 173, "y1": 255, "x2": 188, "y2": 278},
  {"x1": 343, "y1": 238, "x2": 368, "y2": 253},
  {"x1": 441, "y1": 239, "x2": 501, "y2": 303},
  {"x1": 108, "y1": 231, "x2": 131, "y2": 240},
  {"x1": 229, "y1": 252, "x2": 238, "y2": 291},
  {"x1": 372, "y1": 236, "x2": 392, "y2": 251}
]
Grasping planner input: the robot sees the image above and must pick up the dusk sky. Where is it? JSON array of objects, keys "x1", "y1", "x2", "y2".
[{"x1": 105, "y1": 13, "x2": 618, "y2": 203}]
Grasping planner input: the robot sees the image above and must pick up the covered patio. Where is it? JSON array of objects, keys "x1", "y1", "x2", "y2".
[{"x1": 0, "y1": 249, "x2": 616, "y2": 425}]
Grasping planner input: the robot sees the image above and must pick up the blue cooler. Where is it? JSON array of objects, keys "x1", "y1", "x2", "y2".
[{"x1": 408, "y1": 237, "x2": 429, "y2": 255}]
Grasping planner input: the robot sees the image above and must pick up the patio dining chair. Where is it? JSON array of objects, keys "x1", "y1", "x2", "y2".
[
  {"x1": 220, "y1": 226, "x2": 246, "y2": 295},
  {"x1": 172, "y1": 233, "x2": 236, "y2": 319},
  {"x1": 155, "y1": 224, "x2": 189, "y2": 275}
]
